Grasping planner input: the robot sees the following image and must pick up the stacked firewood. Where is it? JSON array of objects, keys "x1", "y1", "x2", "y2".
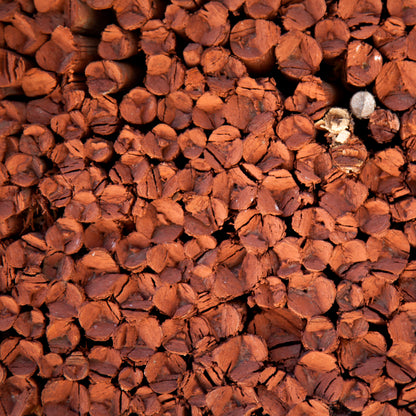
[{"x1": 2, "y1": 0, "x2": 416, "y2": 414}]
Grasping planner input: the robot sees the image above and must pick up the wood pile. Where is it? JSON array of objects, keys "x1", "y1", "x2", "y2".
[{"x1": 2, "y1": 0, "x2": 416, "y2": 415}]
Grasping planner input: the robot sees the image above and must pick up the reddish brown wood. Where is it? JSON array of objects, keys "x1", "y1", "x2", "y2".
[
  {"x1": 338, "y1": 310, "x2": 368, "y2": 340},
  {"x1": 120, "y1": 86, "x2": 157, "y2": 125},
  {"x1": 337, "y1": 0, "x2": 382, "y2": 39},
  {"x1": 369, "y1": 109, "x2": 400, "y2": 144},
  {"x1": 183, "y1": 67, "x2": 205, "y2": 99},
  {"x1": 275, "y1": 31, "x2": 322, "y2": 80},
  {"x1": 315, "y1": 18, "x2": 350, "y2": 60},
  {"x1": 119, "y1": 367, "x2": 143, "y2": 391},
  {"x1": 41, "y1": 379, "x2": 90, "y2": 415},
  {"x1": 407, "y1": 26, "x2": 416, "y2": 62},
  {"x1": 85, "y1": 0, "x2": 114, "y2": 9},
  {"x1": 340, "y1": 379, "x2": 369, "y2": 412},
  {"x1": 98, "y1": 24, "x2": 138, "y2": 60},
  {"x1": 113, "y1": 0, "x2": 163, "y2": 30},
  {"x1": 164, "y1": 4, "x2": 189, "y2": 36},
  {"x1": 0, "y1": 338, "x2": 42, "y2": 378},
  {"x1": 244, "y1": 0, "x2": 280, "y2": 19},
  {"x1": 375, "y1": 61, "x2": 416, "y2": 111},
  {"x1": 230, "y1": 19, "x2": 279, "y2": 73},
  {"x1": 33, "y1": 11, "x2": 65, "y2": 34},
  {"x1": 4, "y1": 12, "x2": 47, "y2": 55},
  {"x1": 192, "y1": 92, "x2": 225, "y2": 130},
  {"x1": 144, "y1": 54, "x2": 185, "y2": 95},
  {"x1": 330, "y1": 135, "x2": 368, "y2": 175},
  {"x1": 78, "y1": 301, "x2": 121, "y2": 341},
  {"x1": 88, "y1": 345, "x2": 122, "y2": 381},
  {"x1": 373, "y1": 17, "x2": 407, "y2": 61},
  {"x1": 13, "y1": 308, "x2": 45, "y2": 339},
  {"x1": 0, "y1": 48, "x2": 31, "y2": 93},
  {"x1": 302, "y1": 316, "x2": 338, "y2": 353},
  {"x1": 2, "y1": 2, "x2": 416, "y2": 414},
  {"x1": 285, "y1": 76, "x2": 337, "y2": 121},
  {"x1": 158, "y1": 91, "x2": 194, "y2": 129},
  {"x1": 276, "y1": 114, "x2": 316, "y2": 151},
  {"x1": 345, "y1": 41, "x2": 383, "y2": 87},
  {"x1": 36, "y1": 26, "x2": 98, "y2": 74},
  {"x1": 85, "y1": 60, "x2": 137, "y2": 97},
  {"x1": 21, "y1": 68, "x2": 57, "y2": 97},
  {"x1": 46, "y1": 319, "x2": 81, "y2": 353},
  {"x1": 281, "y1": 0, "x2": 326, "y2": 31},
  {"x1": 185, "y1": 2, "x2": 230, "y2": 46},
  {"x1": 183, "y1": 43, "x2": 203, "y2": 67},
  {"x1": 287, "y1": 273, "x2": 336, "y2": 318},
  {"x1": 50, "y1": 111, "x2": 89, "y2": 141},
  {"x1": 0, "y1": 295, "x2": 19, "y2": 331},
  {"x1": 0, "y1": 376, "x2": 39, "y2": 416},
  {"x1": 82, "y1": 95, "x2": 120, "y2": 135},
  {"x1": 5, "y1": 153, "x2": 45, "y2": 187},
  {"x1": 387, "y1": 0, "x2": 416, "y2": 26},
  {"x1": 140, "y1": 19, "x2": 176, "y2": 55},
  {"x1": 0, "y1": 23, "x2": 4, "y2": 47},
  {"x1": 34, "y1": 0, "x2": 64, "y2": 12},
  {"x1": 65, "y1": 0, "x2": 108, "y2": 34}
]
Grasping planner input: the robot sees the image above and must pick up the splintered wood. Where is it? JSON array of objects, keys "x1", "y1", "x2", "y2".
[{"x1": 2, "y1": 0, "x2": 416, "y2": 415}]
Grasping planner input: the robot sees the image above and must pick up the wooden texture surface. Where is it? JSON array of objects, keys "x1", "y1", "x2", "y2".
[{"x1": 1, "y1": 0, "x2": 416, "y2": 415}]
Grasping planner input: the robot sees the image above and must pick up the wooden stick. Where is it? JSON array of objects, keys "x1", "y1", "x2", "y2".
[
  {"x1": 98, "y1": 24, "x2": 138, "y2": 60},
  {"x1": 85, "y1": 0, "x2": 114, "y2": 10},
  {"x1": 113, "y1": 0, "x2": 163, "y2": 31},
  {"x1": 4, "y1": 12, "x2": 48, "y2": 55},
  {"x1": 185, "y1": 1, "x2": 230, "y2": 46},
  {"x1": 369, "y1": 109, "x2": 400, "y2": 144},
  {"x1": 373, "y1": 16, "x2": 407, "y2": 61},
  {"x1": 65, "y1": 0, "x2": 109, "y2": 34},
  {"x1": 275, "y1": 31, "x2": 322, "y2": 80},
  {"x1": 157, "y1": 90, "x2": 193, "y2": 129},
  {"x1": 120, "y1": 87, "x2": 157, "y2": 125},
  {"x1": 337, "y1": 0, "x2": 382, "y2": 39},
  {"x1": 230, "y1": 19, "x2": 280, "y2": 73},
  {"x1": 387, "y1": 0, "x2": 416, "y2": 26},
  {"x1": 0, "y1": 48, "x2": 31, "y2": 87},
  {"x1": 36, "y1": 26, "x2": 98, "y2": 74},
  {"x1": 375, "y1": 61, "x2": 416, "y2": 111},
  {"x1": 281, "y1": 0, "x2": 326, "y2": 31},
  {"x1": 145, "y1": 54, "x2": 185, "y2": 95},
  {"x1": 85, "y1": 60, "x2": 138, "y2": 97},
  {"x1": 314, "y1": 18, "x2": 350, "y2": 60},
  {"x1": 345, "y1": 40, "x2": 383, "y2": 87},
  {"x1": 244, "y1": 0, "x2": 280, "y2": 19},
  {"x1": 164, "y1": 4, "x2": 189, "y2": 36},
  {"x1": 140, "y1": 19, "x2": 176, "y2": 56},
  {"x1": 21, "y1": 68, "x2": 57, "y2": 97},
  {"x1": 34, "y1": 0, "x2": 65, "y2": 13}
]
